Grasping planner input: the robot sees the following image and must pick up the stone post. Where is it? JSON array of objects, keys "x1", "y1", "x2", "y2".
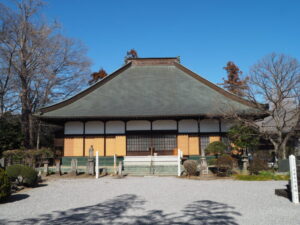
[
  {"x1": 7, "y1": 156, "x2": 11, "y2": 167},
  {"x1": 289, "y1": 155, "x2": 299, "y2": 204},
  {"x1": 118, "y1": 161, "x2": 122, "y2": 176},
  {"x1": 95, "y1": 151, "x2": 99, "y2": 179},
  {"x1": 70, "y1": 159, "x2": 78, "y2": 175},
  {"x1": 43, "y1": 160, "x2": 49, "y2": 175},
  {"x1": 55, "y1": 159, "x2": 61, "y2": 175},
  {"x1": 0, "y1": 158, "x2": 4, "y2": 168},
  {"x1": 199, "y1": 144, "x2": 208, "y2": 176},
  {"x1": 87, "y1": 146, "x2": 95, "y2": 175},
  {"x1": 177, "y1": 149, "x2": 182, "y2": 176},
  {"x1": 114, "y1": 154, "x2": 117, "y2": 175}
]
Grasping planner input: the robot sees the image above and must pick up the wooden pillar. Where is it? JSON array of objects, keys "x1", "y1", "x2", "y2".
[
  {"x1": 83, "y1": 121, "x2": 86, "y2": 157},
  {"x1": 150, "y1": 120, "x2": 153, "y2": 152},
  {"x1": 218, "y1": 118, "x2": 222, "y2": 141},
  {"x1": 198, "y1": 118, "x2": 201, "y2": 155},
  {"x1": 104, "y1": 121, "x2": 106, "y2": 156},
  {"x1": 125, "y1": 120, "x2": 127, "y2": 156}
]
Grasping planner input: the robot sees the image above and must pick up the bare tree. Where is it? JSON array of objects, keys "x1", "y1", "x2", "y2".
[
  {"x1": 0, "y1": 4, "x2": 19, "y2": 116},
  {"x1": 222, "y1": 53, "x2": 300, "y2": 159},
  {"x1": 0, "y1": 0, "x2": 91, "y2": 148}
]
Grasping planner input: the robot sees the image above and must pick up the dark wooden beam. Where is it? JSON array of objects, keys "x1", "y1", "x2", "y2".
[
  {"x1": 83, "y1": 121, "x2": 86, "y2": 157},
  {"x1": 104, "y1": 121, "x2": 106, "y2": 157},
  {"x1": 198, "y1": 118, "x2": 201, "y2": 155}
]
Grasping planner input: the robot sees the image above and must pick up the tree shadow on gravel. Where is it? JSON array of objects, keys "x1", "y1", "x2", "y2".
[
  {"x1": 2, "y1": 195, "x2": 241, "y2": 225},
  {"x1": 0, "y1": 194, "x2": 29, "y2": 204}
]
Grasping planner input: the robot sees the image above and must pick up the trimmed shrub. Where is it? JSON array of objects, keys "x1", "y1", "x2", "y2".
[
  {"x1": 6, "y1": 165, "x2": 38, "y2": 187},
  {"x1": 183, "y1": 160, "x2": 198, "y2": 176},
  {"x1": 6, "y1": 164, "x2": 23, "y2": 181},
  {"x1": 205, "y1": 141, "x2": 227, "y2": 156},
  {"x1": 0, "y1": 168, "x2": 11, "y2": 201},
  {"x1": 21, "y1": 166, "x2": 38, "y2": 187},
  {"x1": 216, "y1": 155, "x2": 235, "y2": 176},
  {"x1": 207, "y1": 158, "x2": 217, "y2": 166},
  {"x1": 248, "y1": 157, "x2": 268, "y2": 175},
  {"x1": 3, "y1": 148, "x2": 54, "y2": 168}
]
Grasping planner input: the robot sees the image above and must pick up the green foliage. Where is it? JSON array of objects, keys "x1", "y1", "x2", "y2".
[
  {"x1": 3, "y1": 148, "x2": 54, "y2": 167},
  {"x1": 0, "y1": 114, "x2": 23, "y2": 157},
  {"x1": 6, "y1": 164, "x2": 23, "y2": 181},
  {"x1": 235, "y1": 171, "x2": 289, "y2": 181},
  {"x1": 0, "y1": 168, "x2": 11, "y2": 201},
  {"x1": 6, "y1": 165, "x2": 38, "y2": 187},
  {"x1": 183, "y1": 160, "x2": 198, "y2": 176},
  {"x1": 207, "y1": 158, "x2": 217, "y2": 166},
  {"x1": 216, "y1": 155, "x2": 236, "y2": 176},
  {"x1": 248, "y1": 157, "x2": 268, "y2": 175},
  {"x1": 227, "y1": 124, "x2": 259, "y2": 151},
  {"x1": 21, "y1": 166, "x2": 38, "y2": 187},
  {"x1": 205, "y1": 141, "x2": 227, "y2": 156}
]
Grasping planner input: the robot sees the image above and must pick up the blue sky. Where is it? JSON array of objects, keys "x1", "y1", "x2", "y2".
[{"x1": 6, "y1": 0, "x2": 300, "y2": 84}]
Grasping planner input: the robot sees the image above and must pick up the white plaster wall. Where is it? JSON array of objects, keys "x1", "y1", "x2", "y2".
[
  {"x1": 64, "y1": 121, "x2": 84, "y2": 134},
  {"x1": 106, "y1": 121, "x2": 125, "y2": 134},
  {"x1": 178, "y1": 119, "x2": 198, "y2": 133},
  {"x1": 200, "y1": 119, "x2": 219, "y2": 132},
  {"x1": 85, "y1": 121, "x2": 104, "y2": 134},
  {"x1": 127, "y1": 120, "x2": 151, "y2": 131},
  {"x1": 221, "y1": 119, "x2": 234, "y2": 132},
  {"x1": 152, "y1": 120, "x2": 177, "y2": 130}
]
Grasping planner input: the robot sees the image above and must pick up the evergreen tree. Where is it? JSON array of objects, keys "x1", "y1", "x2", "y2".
[
  {"x1": 89, "y1": 68, "x2": 107, "y2": 85},
  {"x1": 221, "y1": 61, "x2": 248, "y2": 96}
]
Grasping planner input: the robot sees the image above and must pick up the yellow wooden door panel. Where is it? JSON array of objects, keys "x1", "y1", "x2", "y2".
[
  {"x1": 189, "y1": 136, "x2": 199, "y2": 155},
  {"x1": 85, "y1": 137, "x2": 105, "y2": 156},
  {"x1": 106, "y1": 137, "x2": 116, "y2": 156},
  {"x1": 115, "y1": 136, "x2": 126, "y2": 156},
  {"x1": 177, "y1": 135, "x2": 189, "y2": 155}
]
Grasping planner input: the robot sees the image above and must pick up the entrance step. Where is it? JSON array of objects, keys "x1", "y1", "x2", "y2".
[
  {"x1": 124, "y1": 165, "x2": 178, "y2": 176},
  {"x1": 124, "y1": 155, "x2": 178, "y2": 166},
  {"x1": 123, "y1": 156, "x2": 178, "y2": 175}
]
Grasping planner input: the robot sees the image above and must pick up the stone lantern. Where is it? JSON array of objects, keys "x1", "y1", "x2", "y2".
[{"x1": 242, "y1": 149, "x2": 249, "y2": 175}]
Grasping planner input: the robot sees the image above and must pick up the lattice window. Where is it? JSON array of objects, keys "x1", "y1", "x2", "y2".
[
  {"x1": 127, "y1": 135, "x2": 151, "y2": 152},
  {"x1": 126, "y1": 135, "x2": 177, "y2": 152},
  {"x1": 200, "y1": 136, "x2": 210, "y2": 152},
  {"x1": 152, "y1": 135, "x2": 177, "y2": 151}
]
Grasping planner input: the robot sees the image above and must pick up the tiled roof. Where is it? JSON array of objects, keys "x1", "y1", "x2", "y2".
[{"x1": 37, "y1": 58, "x2": 260, "y2": 119}]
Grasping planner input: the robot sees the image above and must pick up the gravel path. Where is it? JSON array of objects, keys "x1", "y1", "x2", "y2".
[{"x1": 0, "y1": 176, "x2": 299, "y2": 225}]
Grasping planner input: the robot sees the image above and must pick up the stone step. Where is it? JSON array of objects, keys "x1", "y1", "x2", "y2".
[
  {"x1": 123, "y1": 165, "x2": 178, "y2": 176},
  {"x1": 123, "y1": 155, "x2": 178, "y2": 166}
]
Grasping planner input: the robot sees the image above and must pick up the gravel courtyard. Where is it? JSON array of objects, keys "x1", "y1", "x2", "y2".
[{"x1": 0, "y1": 176, "x2": 299, "y2": 225}]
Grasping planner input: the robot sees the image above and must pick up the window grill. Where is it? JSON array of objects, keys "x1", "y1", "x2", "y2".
[
  {"x1": 127, "y1": 135, "x2": 177, "y2": 152},
  {"x1": 127, "y1": 135, "x2": 151, "y2": 152},
  {"x1": 200, "y1": 136, "x2": 210, "y2": 152}
]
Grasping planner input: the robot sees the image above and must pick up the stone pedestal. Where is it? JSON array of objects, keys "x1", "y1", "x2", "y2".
[
  {"x1": 87, "y1": 159, "x2": 95, "y2": 175},
  {"x1": 70, "y1": 159, "x2": 78, "y2": 176},
  {"x1": 199, "y1": 156, "x2": 208, "y2": 176}
]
